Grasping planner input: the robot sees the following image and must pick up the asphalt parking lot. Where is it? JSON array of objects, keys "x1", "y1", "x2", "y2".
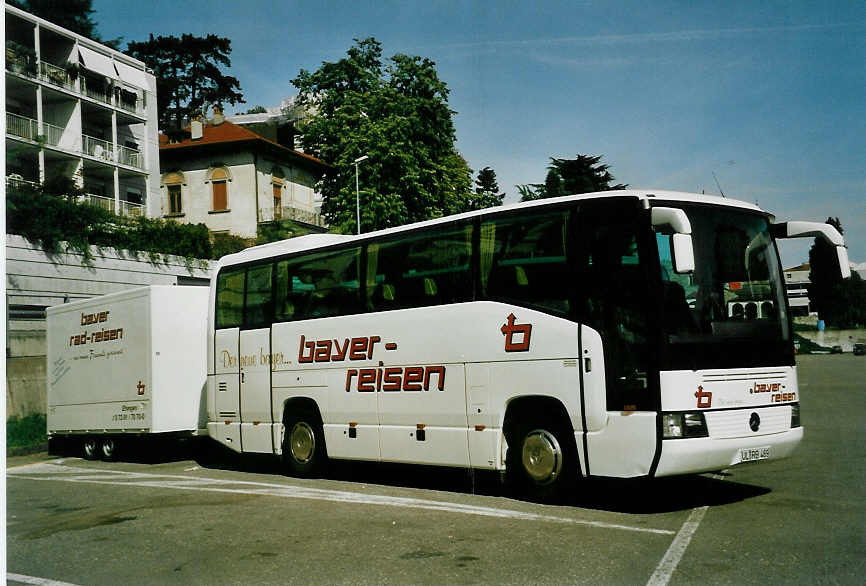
[{"x1": 6, "y1": 354, "x2": 865, "y2": 585}]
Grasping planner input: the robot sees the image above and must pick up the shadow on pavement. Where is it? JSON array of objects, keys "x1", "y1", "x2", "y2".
[
  {"x1": 49, "y1": 436, "x2": 770, "y2": 514},
  {"x1": 191, "y1": 439, "x2": 770, "y2": 513}
]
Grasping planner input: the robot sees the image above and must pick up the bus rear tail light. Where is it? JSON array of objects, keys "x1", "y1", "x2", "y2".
[
  {"x1": 662, "y1": 412, "x2": 709, "y2": 439},
  {"x1": 790, "y1": 402, "x2": 801, "y2": 428}
]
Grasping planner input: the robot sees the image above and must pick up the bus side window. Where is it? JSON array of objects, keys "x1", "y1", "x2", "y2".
[
  {"x1": 294, "y1": 247, "x2": 362, "y2": 320},
  {"x1": 274, "y1": 260, "x2": 294, "y2": 322},
  {"x1": 244, "y1": 263, "x2": 273, "y2": 329},
  {"x1": 480, "y1": 210, "x2": 569, "y2": 315},
  {"x1": 215, "y1": 268, "x2": 245, "y2": 329},
  {"x1": 368, "y1": 223, "x2": 472, "y2": 312}
]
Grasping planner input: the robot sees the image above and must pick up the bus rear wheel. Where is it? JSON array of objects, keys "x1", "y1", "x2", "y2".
[
  {"x1": 506, "y1": 419, "x2": 576, "y2": 504},
  {"x1": 82, "y1": 437, "x2": 99, "y2": 460},
  {"x1": 100, "y1": 437, "x2": 117, "y2": 461},
  {"x1": 282, "y1": 410, "x2": 326, "y2": 477}
]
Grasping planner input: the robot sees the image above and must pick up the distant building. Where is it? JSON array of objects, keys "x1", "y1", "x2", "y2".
[
  {"x1": 226, "y1": 95, "x2": 307, "y2": 151},
  {"x1": 5, "y1": 3, "x2": 159, "y2": 217},
  {"x1": 158, "y1": 108, "x2": 329, "y2": 239},
  {"x1": 783, "y1": 263, "x2": 812, "y2": 316},
  {"x1": 783, "y1": 259, "x2": 865, "y2": 317}
]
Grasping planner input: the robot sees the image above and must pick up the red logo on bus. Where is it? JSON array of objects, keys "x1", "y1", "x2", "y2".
[
  {"x1": 695, "y1": 385, "x2": 712, "y2": 409},
  {"x1": 501, "y1": 313, "x2": 532, "y2": 352}
]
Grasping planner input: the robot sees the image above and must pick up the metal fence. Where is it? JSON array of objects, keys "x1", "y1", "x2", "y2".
[
  {"x1": 38, "y1": 61, "x2": 73, "y2": 90},
  {"x1": 6, "y1": 112, "x2": 39, "y2": 141},
  {"x1": 259, "y1": 205, "x2": 326, "y2": 227},
  {"x1": 117, "y1": 144, "x2": 143, "y2": 168},
  {"x1": 82, "y1": 135, "x2": 114, "y2": 161}
]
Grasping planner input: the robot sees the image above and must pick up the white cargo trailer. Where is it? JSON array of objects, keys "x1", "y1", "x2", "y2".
[{"x1": 46, "y1": 285, "x2": 209, "y2": 459}]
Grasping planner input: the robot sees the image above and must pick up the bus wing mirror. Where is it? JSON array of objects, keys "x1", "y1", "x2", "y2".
[
  {"x1": 652, "y1": 207, "x2": 692, "y2": 235},
  {"x1": 772, "y1": 221, "x2": 850, "y2": 279},
  {"x1": 672, "y1": 233, "x2": 695, "y2": 274},
  {"x1": 652, "y1": 207, "x2": 694, "y2": 274},
  {"x1": 837, "y1": 246, "x2": 852, "y2": 279}
]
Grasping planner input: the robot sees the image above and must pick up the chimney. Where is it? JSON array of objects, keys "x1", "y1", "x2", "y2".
[{"x1": 212, "y1": 105, "x2": 225, "y2": 126}]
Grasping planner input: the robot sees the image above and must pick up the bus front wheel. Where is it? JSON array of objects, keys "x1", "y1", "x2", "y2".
[
  {"x1": 282, "y1": 410, "x2": 326, "y2": 477},
  {"x1": 506, "y1": 419, "x2": 576, "y2": 503}
]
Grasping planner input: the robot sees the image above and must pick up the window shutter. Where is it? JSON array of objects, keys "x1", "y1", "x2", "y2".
[{"x1": 213, "y1": 181, "x2": 227, "y2": 210}]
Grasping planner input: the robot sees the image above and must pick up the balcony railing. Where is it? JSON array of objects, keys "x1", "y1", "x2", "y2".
[
  {"x1": 117, "y1": 144, "x2": 143, "y2": 169},
  {"x1": 119, "y1": 200, "x2": 144, "y2": 217},
  {"x1": 259, "y1": 205, "x2": 326, "y2": 227},
  {"x1": 7, "y1": 49, "x2": 147, "y2": 116},
  {"x1": 38, "y1": 61, "x2": 74, "y2": 90},
  {"x1": 7, "y1": 114, "x2": 143, "y2": 171},
  {"x1": 79, "y1": 193, "x2": 115, "y2": 213},
  {"x1": 83, "y1": 134, "x2": 115, "y2": 162},
  {"x1": 7, "y1": 112, "x2": 39, "y2": 141},
  {"x1": 43, "y1": 121, "x2": 64, "y2": 147},
  {"x1": 81, "y1": 78, "x2": 112, "y2": 104},
  {"x1": 116, "y1": 83, "x2": 145, "y2": 115},
  {"x1": 6, "y1": 175, "x2": 40, "y2": 190},
  {"x1": 79, "y1": 193, "x2": 144, "y2": 217}
]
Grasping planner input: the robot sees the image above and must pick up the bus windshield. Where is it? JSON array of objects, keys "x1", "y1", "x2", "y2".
[{"x1": 656, "y1": 205, "x2": 790, "y2": 364}]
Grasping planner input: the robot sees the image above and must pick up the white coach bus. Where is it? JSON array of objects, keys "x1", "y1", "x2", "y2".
[{"x1": 206, "y1": 190, "x2": 849, "y2": 501}]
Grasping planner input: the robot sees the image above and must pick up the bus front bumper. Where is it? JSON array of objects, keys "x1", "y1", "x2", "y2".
[{"x1": 654, "y1": 426, "x2": 803, "y2": 477}]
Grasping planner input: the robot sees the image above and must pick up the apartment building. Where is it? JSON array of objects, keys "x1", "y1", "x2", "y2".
[{"x1": 5, "y1": 4, "x2": 159, "y2": 217}]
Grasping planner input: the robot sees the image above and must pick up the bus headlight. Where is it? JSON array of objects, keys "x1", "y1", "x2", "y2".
[
  {"x1": 662, "y1": 412, "x2": 709, "y2": 439},
  {"x1": 790, "y1": 402, "x2": 801, "y2": 428}
]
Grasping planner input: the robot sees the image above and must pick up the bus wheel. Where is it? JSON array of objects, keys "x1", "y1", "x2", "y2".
[
  {"x1": 506, "y1": 421, "x2": 575, "y2": 503},
  {"x1": 282, "y1": 410, "x2": 326, "y2": 477},
  {"x1": 100, "y1": 438, "x2": 117, "y2": 461},
  {"x1": 82, "y1": 437, "x2": 99, "y2": 460}
]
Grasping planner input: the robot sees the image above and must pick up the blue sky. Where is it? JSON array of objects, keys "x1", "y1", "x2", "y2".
[{"x1": 94, "y1": 0, "x2": 865, "y2": 267}]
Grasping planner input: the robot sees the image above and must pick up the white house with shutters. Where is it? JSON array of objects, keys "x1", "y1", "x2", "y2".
[{"x1": 159, "y1": 110, "x2": 329, "y2": 239}]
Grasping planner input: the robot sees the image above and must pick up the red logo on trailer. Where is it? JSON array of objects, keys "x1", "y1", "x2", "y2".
[{"x1": 501, "y1": 313, "x2": 532, "y2": 352}]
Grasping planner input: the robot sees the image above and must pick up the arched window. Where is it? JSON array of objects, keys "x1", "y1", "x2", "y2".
[
  {"x1": 209, "y1": 167, "x2": 230, "y2": 211},
  {"x1": 162, "y1": 171, "x2": 185, "y2": 215}
]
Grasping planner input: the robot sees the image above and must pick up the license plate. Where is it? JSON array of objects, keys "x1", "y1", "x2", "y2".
[{"x1": 740, "y1": 446, "x2": 771, "y2": 463}]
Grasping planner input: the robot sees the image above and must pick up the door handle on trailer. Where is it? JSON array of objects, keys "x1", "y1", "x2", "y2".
[
  {"x1": 584, "y1": 357, "x2": 592, "y2": 373},
  {"x1": 241, "y1": 371, "x2": 245, "y2": 383}
]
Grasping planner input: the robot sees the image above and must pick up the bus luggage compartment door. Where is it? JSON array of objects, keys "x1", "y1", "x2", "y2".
[{"x1": 213, "y1": 327, "x2": 241, "y2": 451}]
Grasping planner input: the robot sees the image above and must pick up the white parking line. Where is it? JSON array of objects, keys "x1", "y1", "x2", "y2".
[
  {"x1": 9, "y1": 462, "x2": 675, "y2": 536},
  {"x1": 7, "y1": 573, "x2": 82, "y2": 586},
  {"x1": 645, "y1": 472, "x2": 724, "y2": 586},
  {"x1": 646, "y1": 505, "x2": 708, "y2": 585}
]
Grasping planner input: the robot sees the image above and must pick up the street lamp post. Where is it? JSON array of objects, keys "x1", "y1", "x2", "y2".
[{"x1": 354, "y1": 155, "x2": 369, "y2": 235}]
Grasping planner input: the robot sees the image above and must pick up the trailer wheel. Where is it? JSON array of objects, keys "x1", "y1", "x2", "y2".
[
  {"x1": 82, "y1": 437, "x2": 99, "y2": 460},
  {"x1": 100, "y1": 438, "x2": 117, "y2": 461},
  {"x1": 505, "y1": 417, "x2": 577, "y2": 504},
  {"x1": 282, "y1": 409, "x2": 326, "y2": 477}
]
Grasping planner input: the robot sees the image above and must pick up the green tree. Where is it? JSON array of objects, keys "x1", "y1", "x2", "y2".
[
  {"x1": 126, "y1": 34, "x2": 244, "y2": 129},
  {"x1": 469, "y1": 167, "x2": 505, "y2": 210},
  {"x1": 808, "y1": 217, "x2": 864, "y2": 327},
  {"x1": 292, "y1": 38, "x2": 474, "y2": 233},
  {"x1": 244, "y1": 105, "x2": 268, "y2": 114},
  {"x1": 17, "y1": 0, "x2": 121, "y2": 48},
  {"x1": 518, "y1": 154, "x2": 627, "y2": 201}
]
